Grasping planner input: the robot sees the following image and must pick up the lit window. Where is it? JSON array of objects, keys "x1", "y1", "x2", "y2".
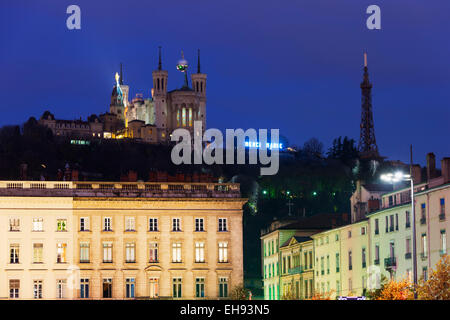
[
  {"x1": 33, "y1": 243, "x2": 43, "y2": 263},
  {"x1": 219, "y1": 242, "x2": 228, "y2": 263},
  {"x1": 126, "y1": 243, "x2": 136, "y2": 263},
  {"x1": 80, "y1": 217, "x2": 90, "y2": 231},
  {"x1": 125, "y1": 217, "x2": 135, "y2": 231},
  {"x1": 172, "y1": 243, "x2": 182, "y2": 263},
  {"x1": 195, "y1": 242, "x2": 205, "y2": 263},
  {"x1": 9, "y1": 218, "x2": 20, "y2": 232},
  {"x1": 32, "y1": 218, "x2": 43, "y2": 231},
  {"x1": 57, "y1": 219, "x2": 67, "y2": 232},
  {"x1": 57, "y1": 279, "x2": 66, "y2": 299},
  {"x1": 103, "y1": 242, "x2": 113, "y2": 263},
  {"x1": 80, "y1": 242, "x2": 90, "y2": 263},
  {"x1": 57, "y1": 243, "x2": 67, "y2": 263},
  {"x1": 149, "y1": 242, "x2": 158, "y2": 262},
  {"x1": 10, "y1": 244, "x2": 19, "y2": 264}
]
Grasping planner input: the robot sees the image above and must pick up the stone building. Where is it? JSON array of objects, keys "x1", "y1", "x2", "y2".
[{"x1": 0, "y1": 180, "x2": 245, "y2": 300}]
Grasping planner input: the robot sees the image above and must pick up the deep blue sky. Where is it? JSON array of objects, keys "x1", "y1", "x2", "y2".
[{"x1": 0, "y1": 0, "x2": 449, "y2": 166}]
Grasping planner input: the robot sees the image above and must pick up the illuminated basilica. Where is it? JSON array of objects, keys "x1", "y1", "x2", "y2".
[{"x1": 39, "y1": 48, "x2": 207, "y2": 144}]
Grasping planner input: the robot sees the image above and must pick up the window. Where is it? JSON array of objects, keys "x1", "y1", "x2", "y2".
[
  {"x1": 385, "y1": 216, "x2": 389, "y2": 233},
  {"x1": 348, "y1": 278, "x2": 352, "y2": 292},
  {"x1": 32, "y1": 218, "x2": 43, "y2": 231},
  {"x1": 395, "y1": 214, "x2": 399, "y2": 231},
  {"x1": 80, "y1": 217, "x2": 90, "y2": 231},
  {"x1": 195, "y1": 218, "x2": 204, "y2": 232},
  {"x1": 172, "y1": 278, "x2": 182, "y2": 298},
  {"x1": 219, "y1": 242, "x2": 228, "y2": 263},
  {"x1": 80, "y1": 242, "x2": 90, "y2": 263},
  {"x1": 195, "y1": 278, "x2": 205, "y2": 298},
  {"x1": 405, "y1": 211, "x2": 411, "y2": 228},
  {"x1": 421, "y1": 234, "x2": 427, "y2": 258},
  {"x1": 103, "y1": 217, "x2": 112, "y2": 231},
  {"x1": 440, "y1": 198, "x2": 446, "y2": 220},
  {"x1": 389, "y1": 215, "x2": 394, "y2": 232},
  {"x1": 57, "y1": 219, "x2": 67, "y2": 232},
  {"x1": 126, "y1": 278, "x2": 135, "y2": 298},
  {"x1": 172, "y1": 218, "x2": 181, "y2": 231},
  {"x1": 336, "y1": 253, "x2": 340, "y2": 272},
  {"x1": 348, "y1": 230, "x2": 352, "y2": 238},
  {"x1": 195, "y1": 242, "x2": 205, "y2": 263},
  {"x1": 125, "y1": 217, "x2": 135, "y2": 231},
  {"x1": 57, "y1": 279, "x2": 66, "y2": 299},
  {"x1": 103, "y1": 242, "x2": 113, "y2": 263},
  {"x1": 80, "y1": 279, "x2": 89, "y2": 298},
  {"x1": 172, "y1": 243, "x2": 182, "y2": 263},
  {"x1": 361, "y1": 226, "x2": 366, "y2": 235},
  {"x1": 404, "y1": 238, "x2": 411, "y2": 260},
  {"x1": 9, "y1": 280, "x2": 19, "y2": 299},
  {"x1": 348, "y1": 251, "x2": 352, "y2": 270},
  {"x1": 320, "y1": 256, "x2": 324, "y2": 275},
  {"x1": 10, "y1": 244, "x2": 19, "y2": 264},
  {"x1": 126, "y1": 243, "x2": 136, "y2": 263},
  {"x1": 375, "y1": 244, "x2": 380, "y2": 264},
  {"x1": 33, "y1": 280, "x2": 43, "y2": 299},
  {"x1": 421, "y1": 203, "x2": 426, "y2": 224},
  {"x1": 326, "y1": 255, "x2": 330, "y2": 274},
  {"x1": 374, "y1": 219, "x2": 379, "y2": 235},
  {"x1": 103, "y1": 278, "x2": 112, "y2": 298},
  {"x1": 33, "y1": 243, "x2": 43, "y2": 263},
  {"x1": 9, "y1": 218, "x2": 20, "y2": 231},
  {"x1": 149, "y1": 278, "x2": 159, "y2": 298},
  {"x1": 219, "y1": 277, "x2": 228, "y2": 298},
  {"x1": 149, "y1": 242, "x2": 158, "y2": 262},
  {"x1": 336, "y1": 280, "x2": 340, "y2": 296},
  {"x1": 56, "y1": 243, "x2": 67, "y2": 263},
  {"x1": 335, "y1": 234, "x2": 339, "y2": 241},
  {"x1": 149, "y1": 218, "x2": 158, "y2": 231},
  {"x1": 362, "y1": 248, "x2": 366, "y2": 268},
  {"x1": 441, "y1": 230, "x2": 447, "y2": 255},
  {"x1": 423, "y1": 267, "x2": 428, "y2": 281},
  {"x1": 218, "y1": 218, "x2": 228, "y2": 232}
]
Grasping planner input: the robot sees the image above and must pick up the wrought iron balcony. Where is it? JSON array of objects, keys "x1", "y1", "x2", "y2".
[
  {"x1": 439, "y1": 213, "x2": 446, "y2": 221},
  {"x1": 420, "y1": 217, "x2": 426, "y2": 225},
  {"x1": 384, "y1": 257, "x2": 396, "y2": 268},
  {"x1": 288, "y1": 266, "x2": 304, "y2": 275}
]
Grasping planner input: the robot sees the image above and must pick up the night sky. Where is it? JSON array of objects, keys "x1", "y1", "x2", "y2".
[{"x1": 1, "y1": 1, "x2": 449, "y2": 166}]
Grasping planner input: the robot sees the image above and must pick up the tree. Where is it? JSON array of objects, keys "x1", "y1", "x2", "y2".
[
  {"x1": 377, "y1": 279, "x2": 414, "y2": 300},
  {"x1": 417, "y1": 255, "x2": 450, "y2": 300},
  {"x1": 230, "y1": 284, "x2": 248, "y2": 300},
  {"x1": 303, "y1": 138, "x2": 324, "y2": 158},
  {"x1": 365, "y1": 274, "x2": 389, "y2": 300},
  {"x1": 309, "y1": 290, "x2": 334, "y2": 300},
  {"x1": 281, "y1": 289, "x2": 297, "y2": 300}
]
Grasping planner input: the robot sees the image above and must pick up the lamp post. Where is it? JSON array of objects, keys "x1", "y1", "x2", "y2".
[{"x1": 380, "y1": 172, "x2": 417, "y2": 299}]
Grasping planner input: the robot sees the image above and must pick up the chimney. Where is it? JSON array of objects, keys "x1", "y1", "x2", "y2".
[
  {"x1": 441, "y1": 158, "x2": 450, "y2": 184},
  {"x1": 426, "y1": 153, "x2": 437, "y2": 180},
  {"x1": 411, "y1": 164, "x2": 422, "y2": 184}
]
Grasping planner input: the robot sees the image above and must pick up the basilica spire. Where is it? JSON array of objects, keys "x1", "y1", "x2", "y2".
[
  {"x1": 120, "y1": 63, "x2": 124, "y2": 85},
  {"x1": 197, "y1": 49, "x2": 201, "y2": 74},
  {"x1": 158, "y1": 46, "x2": 162, "y2": 71}
]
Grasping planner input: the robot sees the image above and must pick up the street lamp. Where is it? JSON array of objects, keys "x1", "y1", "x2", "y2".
[{"x1": 380, "y1": 171, "x2": 417, "y2": 299}]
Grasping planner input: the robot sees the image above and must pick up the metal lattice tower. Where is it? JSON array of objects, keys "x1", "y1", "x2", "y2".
[{"x1": 358, "y1": 53, "x2": 379, "y2": 159}]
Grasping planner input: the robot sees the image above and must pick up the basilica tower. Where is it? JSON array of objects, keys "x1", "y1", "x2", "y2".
[
  {"x1": 191, "y1": 49, "x2": 207, "y2": 129},
  {"x1": 152, "y1": 47, "x2": 169, "y2": 141}
]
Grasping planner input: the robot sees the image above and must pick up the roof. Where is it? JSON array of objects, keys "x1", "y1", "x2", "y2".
[
  {"x1": 280, "y1": 236, "x2": 312, "y2": 248},
  {"x1": 278, "y1": 213, "x2": 349, "y2": 231},
  {"x1": 363, "y1": 183, "x2": 394, "y2": 192}
]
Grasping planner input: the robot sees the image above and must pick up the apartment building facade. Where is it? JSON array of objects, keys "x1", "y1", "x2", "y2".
[{"x1": 0, "y1": 180, "x2": 246, "y2": 300}]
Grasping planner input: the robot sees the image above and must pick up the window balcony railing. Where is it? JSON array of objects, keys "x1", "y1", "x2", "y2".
[
  {"x1": 384, "y1": 257, "x2": 396, "y2": 268},
  {"x1": 336, "y1": 267, "x2": 340, "y2": 273},
  {"x1": 405, "y1": 222, "x2": 411, "y2": 229},
  {"x1": 389, "y1": 226, "x2": 394, "y2": 232},
  {"x1": 421, "y1": 253, "x2": 427, "y2": 260},
  {"x1": 405, "y1": 252, "x2": 411, "y2": 260},
  {"x1": 362, "y1": 262, "x2": 367, "y2": 269},
  {"x1": 420, "y1": 217, "x2": 426, "y2": 225},
  {"x1": 288, "y1": 266, "x2": 304, "y2": 275},
  {"x1": 439, "y1": 213, "x2": 446, "y2": 221},
  {"x1": 375, "y1": 229, "x2": 379, "y2": 235}
]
